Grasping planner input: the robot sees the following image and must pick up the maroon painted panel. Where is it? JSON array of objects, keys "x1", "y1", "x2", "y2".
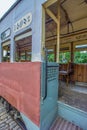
[{"x1": 0, "y1": 62, "x2": 41, "y2": 126}]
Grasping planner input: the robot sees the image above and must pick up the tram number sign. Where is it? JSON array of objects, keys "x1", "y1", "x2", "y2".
[
  {"x1": 14, "y1": 13, "x2": 32, "y2": 33},
  {"x1": 1, "y1": 28, "x2": 11, "y2": 41}
]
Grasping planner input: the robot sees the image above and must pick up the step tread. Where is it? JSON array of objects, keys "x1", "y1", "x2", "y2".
[{"x1": 50, "y1": 117, "x2": 83, "y2": 130}]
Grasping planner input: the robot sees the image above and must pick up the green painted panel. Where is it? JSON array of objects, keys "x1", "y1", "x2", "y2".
[{"x1": 40, "y1": 62, "x2": 59, "y2": 130}]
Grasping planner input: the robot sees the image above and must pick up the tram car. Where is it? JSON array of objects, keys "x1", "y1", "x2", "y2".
[{"x1": 0, "y1": 0, "x2": 87, "y2": 130}]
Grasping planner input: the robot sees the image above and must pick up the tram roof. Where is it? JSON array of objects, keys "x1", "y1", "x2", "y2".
[
  {"x1": 45, "y1": 0, "x2": 87, "y2": 37},
  {"x1": 0, "y1": 0, "x2": 21, "y2": 22},
  {"x1": 0, "y1": 0, "x2": 87, "y2": 36}
]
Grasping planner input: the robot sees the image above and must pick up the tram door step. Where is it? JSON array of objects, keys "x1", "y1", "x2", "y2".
[{"x1": 50, "y1": 117, "x2": 83, "y2": 130}]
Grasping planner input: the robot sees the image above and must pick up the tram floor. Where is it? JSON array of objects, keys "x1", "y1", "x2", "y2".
[
  {"x1": 59, "y1": 81, "x2": 87, "y2": 112},
  {"x1": 0, "y1": 102, "x2": 23, "y2": 130}
]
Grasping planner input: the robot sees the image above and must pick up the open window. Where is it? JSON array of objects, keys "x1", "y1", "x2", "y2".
[
  {"x1": 15, "y1": 30, "x2": 32, "y2": 62},
  {"x1": 74, "y1": 41, "x2": 87, "y2": 63},
  {"x1": 59, "y1": 43, "x2": 71, "y2": 63},
  {"x1": 2, "y1": 41, "x2": 10, "y2": 62},
  {"x1": 46, "y1": 46, "x2": 56, "y2": 62}
]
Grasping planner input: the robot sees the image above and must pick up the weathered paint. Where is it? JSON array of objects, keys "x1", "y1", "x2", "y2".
[
  {"x1": 58, "y1": 101, "x2": 87, "y2": 130},
  {"x1": 0, "y1": 62, "x2": 41, "y2": 126},
  {"x1": 0, "y1": 62, "x2": 59, "y2": 130}
]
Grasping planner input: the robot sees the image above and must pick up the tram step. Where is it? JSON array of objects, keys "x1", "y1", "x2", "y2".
[{"x1": 50, "y1": 117, "x2": 83, "y2": 130}]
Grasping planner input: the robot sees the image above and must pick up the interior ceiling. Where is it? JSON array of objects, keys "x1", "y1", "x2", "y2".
[{"x1": 46, "y1": 0, "x2": 87, "y2": 38}]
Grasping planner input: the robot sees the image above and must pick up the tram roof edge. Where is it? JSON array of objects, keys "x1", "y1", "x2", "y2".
[{"x1": 0, "y1": 0, "x2": 21, "y2": 22}]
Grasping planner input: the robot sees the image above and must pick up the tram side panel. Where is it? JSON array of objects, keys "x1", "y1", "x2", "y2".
[
  {"x1": 0, "y1": 62, "x2": 41, "y2": 127},
  {"x1": 40, "y1": 62, "x2": 59, "y2": 130}
]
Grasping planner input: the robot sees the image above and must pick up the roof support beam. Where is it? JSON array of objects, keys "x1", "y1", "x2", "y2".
[
  {"x1": 43, "y1": 0, "x2": 60, "y2": 62},
  {"x1": 45, "y1": 8, "x2": 58, "y2": 24},
  {"x1": 44, "y1": 0, "x2": 58, "y2": 8}
]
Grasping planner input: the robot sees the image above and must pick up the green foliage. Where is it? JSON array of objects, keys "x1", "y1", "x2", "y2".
[
  {"x1": 59, "y1": 52, "x2": 71, "y2": 63},
  {"x1": 59, "y1": 51, "x2": 87, "y2": 63},
  {"x1": 48, "y1": 53, "x2": 55, "y2": 62},
  {"x1": 46, "y1": 51, "x2": 87, "y2": 63},
  {"x1": 74, "y1": 51, "x2": 87, "y2": 63}
]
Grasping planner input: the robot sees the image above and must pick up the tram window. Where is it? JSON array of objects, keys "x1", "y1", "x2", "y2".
[
  {"x1": 75, "y1": 44, "x2": 87, "y2": 49},
  {"x1": 59, "y1": 52, "x2": 71, "y2": 63},
  {"x1": 2, "y1": 44, "x2": 10, "y2": 62},
  {"x1": 15, "y1": 35, "x2": 32, "y2": 62},
  {"x1": 16, "y1": 51, "x2": 31, "y2": 62},
  {"x1": 26, "y1": 52, "x2": 31, "y2": 61},
  {"x1": 20, "y1": 53, "x2": 26, "y2": 61},
  {"x1": 74, "y1": 51, "x2": 87, "y2": 63},
  {"x1": 47, "y1": 48, "x2": 55, "y2": 62},
  {"x1": 48, "y1": 53, "x2": 55, "y2": 62}
]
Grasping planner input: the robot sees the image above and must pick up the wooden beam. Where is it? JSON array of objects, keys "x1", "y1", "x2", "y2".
[
  {"x1": 45, "y1": 8, "x2": 58, "y2": 24},
  {"x1": 44, "y1": 0, "x2": 58, "y2": 8},
  {"x1": 71, "y1": 42, "x2": 74, "y2": 62}
]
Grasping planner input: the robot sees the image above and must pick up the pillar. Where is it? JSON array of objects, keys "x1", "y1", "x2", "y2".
[
  {"x1": 0, "y1": 41, "x2": 2, "y2": 62},
  {"x1": 32, "y1": 0, "x2": 46, "y2": 62},
  {"x1": 10, "y1": 37, "x2": 15, "y2": 62}
]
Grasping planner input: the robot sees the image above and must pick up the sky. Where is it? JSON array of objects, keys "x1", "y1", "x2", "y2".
[{"x1": 0, "y1": 0, "x2": 17, "y2": 18}]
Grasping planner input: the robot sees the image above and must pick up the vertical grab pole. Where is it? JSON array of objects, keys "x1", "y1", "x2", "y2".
[
  {"x1": 56, "y1": 0, "x2": 60, "y2": 63},
  {"x1": 41, "y1": 6, "x2": 47, "y2": 101},
  {"x1": 43, "y1": 48, "x2": 48, "y2": 100},
  {"x1": 45, "y1": 48, "x2": 48, "y2": 99}
]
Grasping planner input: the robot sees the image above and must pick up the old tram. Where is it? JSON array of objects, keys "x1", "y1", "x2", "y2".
[{"x1": 0, "y1": 0, "x2": 87, "y2": 130}]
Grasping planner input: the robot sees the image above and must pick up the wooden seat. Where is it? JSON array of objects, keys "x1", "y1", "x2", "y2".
[{"x1": 59, "y1": 62, "x2": 74, "y2": 86}]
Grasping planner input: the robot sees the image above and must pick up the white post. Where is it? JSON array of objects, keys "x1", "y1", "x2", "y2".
[
  {"x1": 56, "y1": 0, "x2": 60, "y2": 63},
  {"x1": 0, "y1": 41, "x2": 2, "y2": 62},
  {"x1": 41, "y1": 6, "x2": 45, "y2": 61},
  {"x1": 32, "y1": 0, "x2": 46, "y2": 62},
  {"x1": 10, "y1": 37, "x2": 15, "y2": 62}
]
